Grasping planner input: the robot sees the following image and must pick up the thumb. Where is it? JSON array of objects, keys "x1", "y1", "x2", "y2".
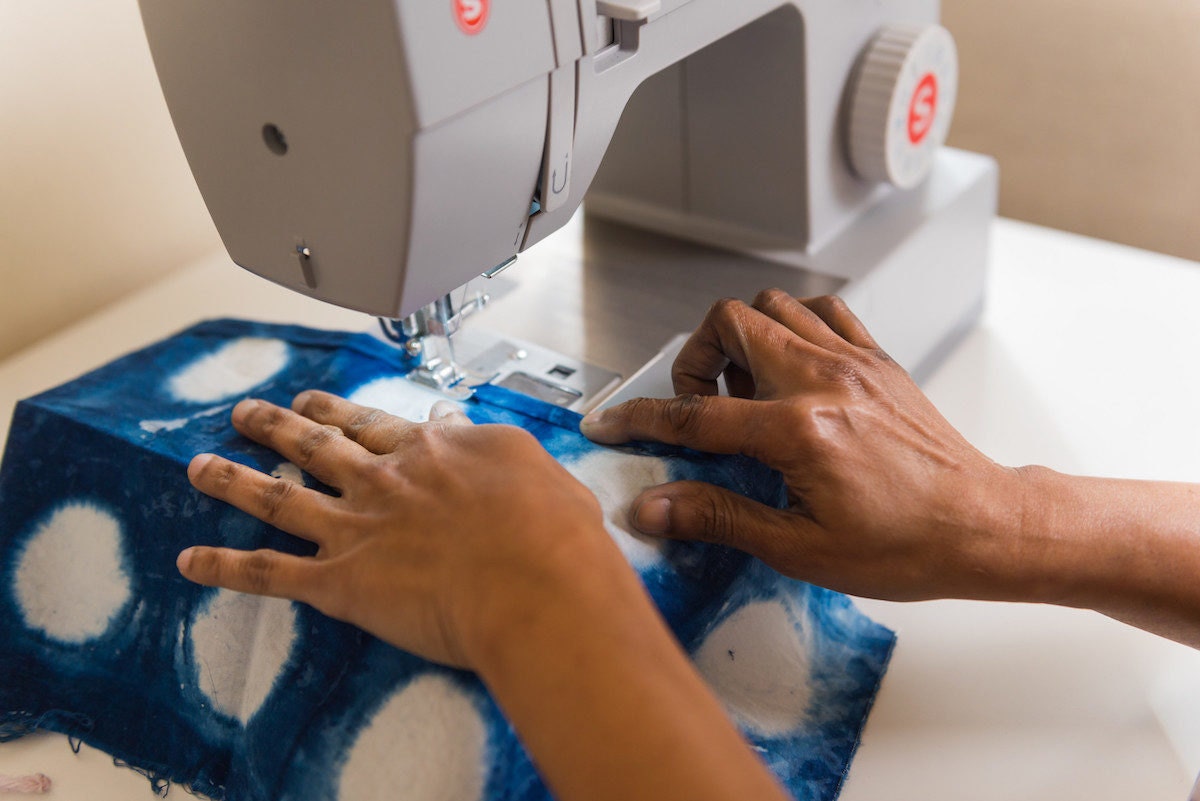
[{"x1": 630, "y1": 481, "x2": 814, "y2": 565}]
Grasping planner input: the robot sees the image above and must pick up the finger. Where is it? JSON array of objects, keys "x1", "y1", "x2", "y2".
[
  {"x1": 232, "y1": 398, "x2": 366, "y2": 486},
  {"x1": 292, "y1": 390, "x2": 418, "y2": 454},
  {"x1": 671, "y1": 297, "x2": 820, "y2": 397},
  {"x1": 580, "y1": 394, "x2": 767, "y2": 458},
  {"x1": 797, "y1": 295, "x2": 881, "y2": 351},
  {"x1": 630, "y1": 481, "x2": 816, "y2": 568},
  {"x1": 178, "y1": 545, "x2": 320, "y2": 604},
  {"x1": 752, "y1": 288, "x2": 858, "y2": 353},
  {"x1": 188, "y1": 453, "x2": 336, "y2": 544},
  {"x1": 722, "y1": 363, "x2": 756, "y2": 399},
  {"x1": 429, "y1": 400, "x2": 473, "y2": 426}
]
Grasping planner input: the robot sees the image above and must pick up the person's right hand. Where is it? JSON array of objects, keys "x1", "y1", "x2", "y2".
[{"x1": 581, "y1": 291, "x2": 1035, "y2": 603}]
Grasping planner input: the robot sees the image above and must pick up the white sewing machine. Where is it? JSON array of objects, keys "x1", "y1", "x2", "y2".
[{"x1": 137, "y1": 0, "x2": 996, "y2": 410}]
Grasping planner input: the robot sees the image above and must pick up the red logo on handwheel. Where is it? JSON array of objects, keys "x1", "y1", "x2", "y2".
[
  {"x1": 908, "y1": 73, "x2": 938, "y2": 145},
  {"x1": 453, "y1": 0, "x2": 489, "y2": 34}
]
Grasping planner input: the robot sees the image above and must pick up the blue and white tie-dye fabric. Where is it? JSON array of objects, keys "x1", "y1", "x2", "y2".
[{"x1": 0, "y1": 319, "x2": 894, "y2": 800}]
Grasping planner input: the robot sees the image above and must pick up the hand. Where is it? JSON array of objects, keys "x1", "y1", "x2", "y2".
[
  {"x1": 180, "y1": 390, "x2": 621, "y2": 668},
  {"x1": 581, "y1": 291, "x2": 1030, "y2": 603}
]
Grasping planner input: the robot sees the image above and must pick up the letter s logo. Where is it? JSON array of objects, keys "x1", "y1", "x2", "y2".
[
  {"x1": 907, "y1": 73, "x2": 938, "y2": 145},
  {"x1": 453, "y1": 0, "x2": 489, "y2": 35}
]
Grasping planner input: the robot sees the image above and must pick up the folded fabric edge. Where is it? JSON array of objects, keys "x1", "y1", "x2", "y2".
[{"x1": 832, "y1": 629, "x2": 898, "y2": 796}]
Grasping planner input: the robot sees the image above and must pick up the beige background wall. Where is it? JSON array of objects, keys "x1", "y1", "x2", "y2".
[
  {"x1": 943, "y1": 0, "x2": 1200, "y2": 262},
  {"x1": 3, "y1": 2, "x2": 1199, "y2": 363},
  {"x1": 0, "y1": 2, "x2": 219, "y2": 363}
]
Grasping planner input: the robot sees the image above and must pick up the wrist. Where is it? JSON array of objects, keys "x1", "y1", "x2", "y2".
[
  {"x1": 999, "y1": 465, "x2": 1090, "y2": 605},
  {"x1": 455, "y1": 528, "x2": 793, "y2": 801},
  {"x1": 947, "y1": 464, "x2": 1100, "y2": 606},
  {"x1": 990, "y1": 466, "x2": 1154, "y2": 610},
  {"x1": 458, "y1": 527, "x2": 647, "y2": 676}
]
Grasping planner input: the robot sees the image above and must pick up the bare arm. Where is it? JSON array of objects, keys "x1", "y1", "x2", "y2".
[
  {"x1": 1009, "y1": 469, "x2": 1200, "y2": 647},
  {"x1": 580, "y1": 291, "x2": 1200, "y2": 649},
  {"x1": 179, "y1": 392, "x2": 790, "y2": 801}
]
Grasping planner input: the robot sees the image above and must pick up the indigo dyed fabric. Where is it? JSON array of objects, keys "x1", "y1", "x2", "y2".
[{"x1": 0, "y1": 319, "x2": 894, "y2": 801}]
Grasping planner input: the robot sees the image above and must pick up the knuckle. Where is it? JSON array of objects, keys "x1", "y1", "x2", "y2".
[
  {"x1": 401, "y1": 424, "x2": 438, "y2": 453},
  {"x1": 814, "y1": 295, "x2": 854, "y2": 325},
  {"x1": 785, "y1": 339, "x2": 863, "y2": 387},
  {"x1": 812, "y1": 294, "x2": 848, "y2": 314},
  {"x1": 802, "y1": 347, "x2": 866, "y2": 388},
  {"x1": 237, "y1": 550, "x2": 277, "y2": 595},
  {"x1": 752, "y1": 287, "x2": 792, "y2": 311},
  {"x1": 620, "y1": 396, "x2": 657, "y2": 425},
  {"x1": 347, "y1": 407, "x2": 388, "y2": 438},
  {"x1": 697, "y1": 493, "x2": 736, "y2": 546},
  {"x1": 665, "y1": 394, "x2": 709, "y2": 438},
  {"x1": 296, "y1": 425, "x2": 341, "y2": 465},
  {"x1": 257, "y1": 478, "x2": 297, "y2": 525},
  {"x1": 869, "y1": 346, "x2": 898, "y2": 367},
  {"x1": 819, "y1": 356, "x2": 862, "y2": 384},
  {"x1": 708, "y1": 296, "x2": 746, "y2": 323}
]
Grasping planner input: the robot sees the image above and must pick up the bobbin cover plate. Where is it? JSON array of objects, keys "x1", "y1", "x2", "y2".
[{"x1": 847, "y1": 24, "x2": 959, "y2": 189}]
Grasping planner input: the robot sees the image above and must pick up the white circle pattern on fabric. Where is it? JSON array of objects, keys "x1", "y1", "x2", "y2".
[
  {"x1": 14, "y1": 502, "x2": 133, "y2": 643},
  {"x1": 168, "y1": 337, "x2": 291, "y2": 403},
  {"x1": 271, "y1": 462, "x2": 305, "y2": 486},
  {"x1": 564, "y1": 449, "x2": 670, "y2": 569},
  {"x1": 189, "y1": 589, "x2": 297, "y2": 724},
  {"x1": 694, "y1": 601, "x2": 812, "y2": 737},
  {"x1": 347, "y1": 377, "x2": 460, "y2": 423},
  {"x1": 338, "y1": 674, "x2": 488, "y2": 801}
]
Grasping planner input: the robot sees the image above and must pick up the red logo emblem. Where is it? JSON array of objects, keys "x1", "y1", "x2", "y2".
[
  {"x1": 453, "y1": 0, "x2": 489, "y2": 34},
  {"x1": 907, "y1": 73, "x2": 938, "y2": 145}
]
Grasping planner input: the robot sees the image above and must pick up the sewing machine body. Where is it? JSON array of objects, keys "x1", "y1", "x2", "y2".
[{"x1": 138, "y1": 0, "x2": 996, "y2": 407}]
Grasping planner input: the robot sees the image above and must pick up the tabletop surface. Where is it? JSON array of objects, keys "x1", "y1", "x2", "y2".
[{"x1": 2, "y1": 215, "x2": 1199, "y2": 800}]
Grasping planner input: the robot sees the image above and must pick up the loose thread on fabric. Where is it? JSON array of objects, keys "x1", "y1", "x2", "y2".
[
  {"x1": 112, "y1": 759, "x2": 170, "y2": 797},
  {"x1": 0, "y1": 774, "x2": 51, "y2": 795}
]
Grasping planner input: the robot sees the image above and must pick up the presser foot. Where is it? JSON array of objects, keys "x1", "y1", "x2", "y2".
[{"x1": 387, "y1": 326, "x2": 622, "y2": 413}]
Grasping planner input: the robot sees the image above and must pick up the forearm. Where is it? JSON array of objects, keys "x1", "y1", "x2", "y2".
[
  {"x1": 1001, "y1": 467, "x2": 1200, "y2": 647},
  {"x1": 470, "y1": 535, "x2": 791, "y2": 801}
]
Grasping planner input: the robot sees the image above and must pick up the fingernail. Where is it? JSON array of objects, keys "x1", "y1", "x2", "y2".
[
  {"x1": 231, "y1": 398, "x2": 260, "y2": 422},
  {"x1": 187, "y1": 453, "x2": 213, "y2": 481},
  {"x1": 291, "y1": 390, "x2": 312, "y2": 412},
  {"x1": 429, "y1": 400, "x2": 460, "y2": 421},
  {"x1": 579, "y1": 410, "x2": 606, "y2": 436},
  {"x1": 177, "y1": 548, "x2": 194, "y2": 574},
  {"x1": 634, "y1": 497, "x2": 671, "y2": 535}
]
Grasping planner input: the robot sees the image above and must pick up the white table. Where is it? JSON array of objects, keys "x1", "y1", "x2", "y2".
[{"x1": 2, "y1": 217, "x2": 1199, "y2": 799}]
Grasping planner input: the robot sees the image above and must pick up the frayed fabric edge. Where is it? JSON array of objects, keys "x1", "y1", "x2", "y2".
[{"x1": 0, "y1": 711, "x2": 226, "y2": 800}]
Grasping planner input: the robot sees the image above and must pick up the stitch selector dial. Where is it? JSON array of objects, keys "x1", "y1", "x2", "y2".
[{"x1": 847, "y1": 24, "x2": 958, "y2": 189}]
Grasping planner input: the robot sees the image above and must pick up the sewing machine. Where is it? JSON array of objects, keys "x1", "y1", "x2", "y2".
[{"x1": 137, "y1": 0, "x2": 996, "y2": 410}]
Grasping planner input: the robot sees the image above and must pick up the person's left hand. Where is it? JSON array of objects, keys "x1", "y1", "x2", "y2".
[{"x1": 179, "y1": 390, "x2": 621, "y2": 669}]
